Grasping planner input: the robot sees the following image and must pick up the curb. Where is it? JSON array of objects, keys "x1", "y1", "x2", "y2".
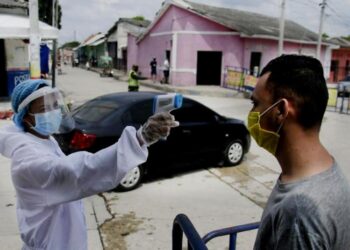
[
  {"x1": 109, "y1": 69, "x2": 245, "y2": 98},
  {"x1": 139, "y1": 81, "x2": 245, "y2": 98},
  {"x1": 82, "y1": 67, "x2": 246, "y2": 99}
]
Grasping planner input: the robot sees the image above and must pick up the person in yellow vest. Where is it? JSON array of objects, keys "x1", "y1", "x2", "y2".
[{"x1": 128, "y1": 65, "x2": 147, "y2": 92}]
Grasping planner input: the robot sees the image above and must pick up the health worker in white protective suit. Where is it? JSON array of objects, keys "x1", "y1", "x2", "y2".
[{"x1": 0, "y1": 79, "x2": 179, "y2": 250}]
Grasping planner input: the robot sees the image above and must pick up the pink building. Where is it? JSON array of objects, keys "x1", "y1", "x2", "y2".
[
  {"x1": 327, "y1": 37, "x2": 350, "y2": 83},
  {"x1": 128, "y1": 0, "x2": 332, "y2": 86}
]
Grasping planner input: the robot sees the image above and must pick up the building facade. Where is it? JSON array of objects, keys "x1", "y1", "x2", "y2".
[
  {"x1": 128, "y1": 0, "x2": 332, "y2": 86},
  {"x1": 0, "y1": 1, "x2": 58, "y2": 97},
  {"x1": 76, "y1": 33, "x2": 107, "y2": 67},
  {"x1": 106, "y1": 18, "x2": 150, "y2": 71},
  {"x1": 328, "y1": 37, "x2": 350, "y2": 83}
]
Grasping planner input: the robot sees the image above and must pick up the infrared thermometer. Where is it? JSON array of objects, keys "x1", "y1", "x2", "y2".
[{"x1": 153, "y1": 93, "x2": 183, "y2": 114}]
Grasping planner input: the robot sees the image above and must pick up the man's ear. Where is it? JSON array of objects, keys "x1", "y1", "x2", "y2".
[{"x1": 276, "y1": 98, "x2": 292, "y2": 122}]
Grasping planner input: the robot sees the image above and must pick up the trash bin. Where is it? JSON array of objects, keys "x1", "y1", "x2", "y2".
[{"x1": 7, "y1": 69, "x2": 30, "y2": 96}]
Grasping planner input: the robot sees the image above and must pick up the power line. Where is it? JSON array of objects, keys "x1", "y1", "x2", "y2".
[
  {"x1": 307, "y1": 0, "x2": 320, "y2": 4},
  {"x1": 256, "y1": 0, "x2": 280, "y2": 7},
  {"x1": 327, "y1": 3, "x2": 350, "y2": 22},
  {"x1": 291, "y1": 0, "x2": 317, "y2": 8},
  {"x1": 322, "y1": 1, "x2": 350, "y2": 36}
]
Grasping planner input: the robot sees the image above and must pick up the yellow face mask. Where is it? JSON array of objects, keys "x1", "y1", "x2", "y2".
[{"x1": 247, "y1": 100, "x2": 284, "y2": 155}]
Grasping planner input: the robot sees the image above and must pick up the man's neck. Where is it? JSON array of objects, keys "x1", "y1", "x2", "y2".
[{"x1": 276, "y1": 128, "x2": 333, "y2": 183}]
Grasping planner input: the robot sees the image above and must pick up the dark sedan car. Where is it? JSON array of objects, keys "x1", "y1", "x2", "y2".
[{"x1": 55, "y1": 92, "x2": 251, "y2": 191}]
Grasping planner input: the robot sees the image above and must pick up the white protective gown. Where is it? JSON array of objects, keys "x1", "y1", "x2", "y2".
[{"x1": 0, "y1": 124, "x2": 148, "y2": 250}]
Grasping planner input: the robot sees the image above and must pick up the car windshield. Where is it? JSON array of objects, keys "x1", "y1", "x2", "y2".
[{"x1": 74, "y1": 99, "x2": 120, "y2": 122}]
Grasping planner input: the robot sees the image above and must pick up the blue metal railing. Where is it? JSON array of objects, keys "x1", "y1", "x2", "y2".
[
  {"x1": 172, "y1": 214, "x2": 208, "y2": 250},
  {"x1": 172, "y1": 213, "x2": 260, "y2": 250},
  {"x1": 202, "y1": 221, "x2": 260, "y2": 250}
]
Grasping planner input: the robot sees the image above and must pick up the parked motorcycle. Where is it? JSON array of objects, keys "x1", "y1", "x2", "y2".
[{"x1": 99, "y1": 56, "x2": 114, "y2": 77}]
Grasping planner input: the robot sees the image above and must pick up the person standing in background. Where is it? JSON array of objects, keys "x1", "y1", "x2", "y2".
[
  {"x1": 162, "y1": 58, "x2": 170, "y2": 84},
  {"x1": 128, "y1": 65, "x2": 147, "y2": 92},
  {"x1": 40, "y1": 43, "x2": 50, "y2": 79},
  {"x1": 150, "y1": 58, "x2": 157, "y2": 83}
]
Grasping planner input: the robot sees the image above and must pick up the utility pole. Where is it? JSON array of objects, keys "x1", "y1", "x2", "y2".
[
  {"x1": 29, "y1": 0, "x2": 41, "y2": 79},
  {"x1": 51, "y1": 0, "x2": 57, "y2": 87},
  {"x1": 316, "y1": 0, "x2": 326, "y2": 60},
  {"x1": 52, "y1": 0, "x2": 56, "y2": 26},
  {"x1": 278, "y1": 0, "x2": 286, "y2": 56}
]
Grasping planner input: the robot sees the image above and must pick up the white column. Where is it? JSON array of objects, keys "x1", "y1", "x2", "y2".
[
  {"x1": 278, "y1": 0, "x2": 286, "y2": 56},
  {"x1": 171, "y1": 32, "x2": 178, "y2": 71},
  {"x1": 316, "y1": 0, "x2": 326, "y2": 60},
  {"x1": 29, "y1": 0, "x2": 41, "y2": 79}
]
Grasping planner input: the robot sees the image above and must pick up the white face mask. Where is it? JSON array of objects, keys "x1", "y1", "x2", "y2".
[{"x1": 29, "y1": 109, "x2": 63, "y2": 136}]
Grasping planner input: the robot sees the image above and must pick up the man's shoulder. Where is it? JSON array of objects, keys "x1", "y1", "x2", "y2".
[
  {"x1": 268, "y1": 181, "x2": 328, "y2": 217},
  {"x1": 273, "y1": 177, "x2": 350, "y2": 224}
]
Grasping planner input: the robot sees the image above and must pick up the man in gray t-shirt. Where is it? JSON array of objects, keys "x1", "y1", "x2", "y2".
[
  {"x1": 247, "y1": 55, "x2": 350, "y2": 249},
  {"x1": 254, "y1": 163, "x2": 350, "y2": 249}
]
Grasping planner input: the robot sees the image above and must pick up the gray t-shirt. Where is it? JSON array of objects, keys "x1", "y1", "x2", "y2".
[{"x1": 254, "y1": 162, "x2": 350, "y2": 250}]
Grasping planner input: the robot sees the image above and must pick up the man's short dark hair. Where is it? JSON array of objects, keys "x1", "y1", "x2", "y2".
[{"x1": 260, "y1": 54, "x2": 328, "y2": 129}]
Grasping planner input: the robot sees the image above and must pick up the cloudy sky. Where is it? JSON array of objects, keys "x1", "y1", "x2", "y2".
[{"x1": 58, "y1": 0, "x2": 350, "y2": 44}]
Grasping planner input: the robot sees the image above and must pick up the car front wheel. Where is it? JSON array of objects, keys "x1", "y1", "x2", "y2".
[
  {"x1": 117, "y1": 165, "x2": 144, "y2": 191},
  {"x1": 223, "y1": 140, "x2": 244, "y2": 166}
]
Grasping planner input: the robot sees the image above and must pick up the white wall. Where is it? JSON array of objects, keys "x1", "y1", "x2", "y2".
[
  {"x1": 0, "y1": 7, "x2": 27, "y2": 16},
  {"x1": 5, "y1": 39, "x2": 29, "y2": 69},
  {"x1": 117, "y1": 23, "x2": 147, "y2": 59},
  {"x1": 108, "y1": 22, "x2": 147, "y2": 59}
]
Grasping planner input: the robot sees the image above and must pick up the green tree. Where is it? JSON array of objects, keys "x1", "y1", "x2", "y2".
[
  {"x1": 322, "y1": 33, "x2": 329, "y2": 39},
  {"x1": 25, "y1": 0, "x2": 62, "y2": 29},
  {"x1": 342, "y1": 35, "x2": 350, "y2": 42},
  {"x1": 60, "y1": 41, "x2": 80, "y2": 49},
  {"x1": 132, "y1": 16, "x2": 145, "y2": 21}
]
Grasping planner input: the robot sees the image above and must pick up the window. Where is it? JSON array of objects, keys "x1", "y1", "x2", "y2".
[
  {"x1": 74, "y1": 100, "x2": 120, "y2": 123},
  {"x1": 250, "y1": 52, "x2": 262, "y2": 76},
  {"x1": 128, "y1": 100, "x2": 153, "y2": 124},
  {"x1": 172, "y1": 99, "x2": 216, "y2": 123}
]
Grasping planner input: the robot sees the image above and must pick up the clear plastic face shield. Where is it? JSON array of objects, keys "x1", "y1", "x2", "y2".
[{"x1": 18, "y1": 87, "x2": 75, "y2": 134}]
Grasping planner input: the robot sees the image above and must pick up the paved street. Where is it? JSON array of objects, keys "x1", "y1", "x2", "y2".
[{"x1": 0, "y1": 66, "x2": 350, "y2": 249}]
